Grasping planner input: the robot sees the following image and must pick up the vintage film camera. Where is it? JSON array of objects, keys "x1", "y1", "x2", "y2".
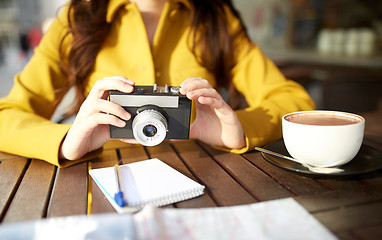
[{"x1": 109, "y1": 84, "x2": 192, "y2": 146}]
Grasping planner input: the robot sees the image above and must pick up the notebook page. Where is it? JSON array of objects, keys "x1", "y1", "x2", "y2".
[
  {"x1": 120, "y1": 158, "x2": 204, "y2": 206},
  {"x1": 89, "y1": 158, "x2": 205, "y2": 212}
]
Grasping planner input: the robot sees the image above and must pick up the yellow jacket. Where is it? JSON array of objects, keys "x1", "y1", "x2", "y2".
[{"x1": 0, "y1": 0, "x2": 315, "y2": 167}]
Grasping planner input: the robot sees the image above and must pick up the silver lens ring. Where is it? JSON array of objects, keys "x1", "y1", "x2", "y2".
[{"x1": 132, "y1": 109, "x2": 168, "y2": 146}]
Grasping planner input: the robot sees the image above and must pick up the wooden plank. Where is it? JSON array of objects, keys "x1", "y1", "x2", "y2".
[
  {"x1": 103, "y1": 140, "x2": 134, "y2": 150},
  {"x1": 352, "y1": 223, "x2": 382, "y2": 240},
  {"x1": 119, "y1": 145, "x2": 148, "y2": 164},
  {"x1": 145, "y1": 141, "x2": 217, "y2": 208},
  {"x1": 89, "y1": 149, "x2": 120, "y2": 214},
  {"x1": 0, "y1": 158, "x2": 29, "y2": 222},
  {"x1": 172, "y1": 140, "x2": 257, "y2": 207},
  {"x1": 294, "y1": 185, "x2": 382, "y2": 213},
  {"x1": 199, "y1": 143, "x2": 294, "y2": 201},
  {"x1": 316, "y1": 178, "x2": 364, "y2": 191},
  {"x1": 89, "y1": 178, "x2": 115, "y2": 214},
  {"x1": 313, "y1": 201, "x2": 382, "y2": 233},
  {"x1": 362, "y1": 173, "x2": 382, "y2": 187},
  {"x1": 90, "y1": 149, "x2": 119, "y2": 169},
  {"x1": 363, "y1": 109, "x2": 382, "y2": 139},
  {"x1": 363, "y1": 136, "x2": 382, "y2": 152},
  {"x1": 0, "y1": 152, "x2": 22, "y2": 161},
  {"x1": 334, "y1": 232, "x2": 359, "y2": 240},
  {"x1": 47, "y1": 162, "x2": 88, "y2": 218},
  {"x1": 2, "y1": 159, "x2": 56, "y2": 223},
  {"x1": 146, "y1": 141, "x2": 201, "y2": 180},
  {"x1": 243, "y1": 151, "x2": 330, "y2": 195}
]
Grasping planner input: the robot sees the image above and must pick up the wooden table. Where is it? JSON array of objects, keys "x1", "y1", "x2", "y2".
[{"x1": 0, "y1": 110, "x2": 381, "y2": 240}]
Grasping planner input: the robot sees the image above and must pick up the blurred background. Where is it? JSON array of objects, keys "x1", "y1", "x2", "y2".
[
  {"x1": 0, "y1": 0, "x2": 381, "y2": 114},
  {"x1": 0, "y1": 0, "x2": 66, "y2": 97}
]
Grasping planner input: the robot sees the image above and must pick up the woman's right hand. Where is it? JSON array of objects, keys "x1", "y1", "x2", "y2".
[{"x1": 59, "y1": 76, "x2": 134, "y2": 160}]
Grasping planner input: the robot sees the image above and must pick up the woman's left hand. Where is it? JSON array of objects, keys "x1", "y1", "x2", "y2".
[{"x1": 180, "y1": 78, "x2": 246, "y2": 150}]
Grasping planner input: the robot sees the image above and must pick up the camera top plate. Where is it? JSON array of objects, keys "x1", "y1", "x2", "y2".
[
  {"x1": 111, "y1": 84, "x2": 182, "y2": 96},
  {"x1": 109, "y1": 85, "x2": 189, "y2": 108}
]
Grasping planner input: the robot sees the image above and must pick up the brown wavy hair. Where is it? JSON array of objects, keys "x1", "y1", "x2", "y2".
[{"x1": 60, "y1": 0, "x2": 252, "y2": 114}]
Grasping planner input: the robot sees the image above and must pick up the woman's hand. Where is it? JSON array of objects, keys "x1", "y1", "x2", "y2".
[
  {"x1": 59, "y1": 76, "x2": 135, "y2": 160},
  {"x1": 180, "y1": 78, "x2": 246, "y2": 150}
]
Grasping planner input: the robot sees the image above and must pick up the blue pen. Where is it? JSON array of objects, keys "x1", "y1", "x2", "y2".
[{"x1": 114, "y1": 164, "x2": 127, "y2": 207}]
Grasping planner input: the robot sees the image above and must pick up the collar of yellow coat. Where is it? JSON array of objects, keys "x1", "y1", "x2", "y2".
[{"x1": 106, "y1": 0, "x2": 191, "y2": 23}]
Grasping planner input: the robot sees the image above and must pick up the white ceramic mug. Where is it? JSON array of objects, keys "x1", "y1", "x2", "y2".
[{"x1": 282, "y1": 111, "x2": 365, "y2": 167}]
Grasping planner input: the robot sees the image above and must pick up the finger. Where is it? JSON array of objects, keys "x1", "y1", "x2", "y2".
[
  {"x1": 188, "y1": 89, "x2": 234, "y2": 115},
  {"x1": 181, "y1": 77, "x2": 210, "y2": 89},
  {"x1": 89, "y1": 77, "x2": 135, "y2": 99},
  {"x1": 100, "y1": 77, "x2": 135, "y2": 99},
  {"x1": 103, "y1": 76, "x2": 135, "y2": 85},
  {"x1": 169, "y1": 139, "x2": 187, "y2": 142},
  {"x1": 197, "y1": 97, "x2": 230, "y2": 115},
  {"x1": 186, "y1": 88, "x2": 222, "y2": 102},
  {"x1": 89, "y1": 113, "x2": 126, "y2": 128},
  {"x1": 180, "y1": 78, "x2": 210, "y2": 94},
  {"x1": 95, "y1": 99, "x2": 131, "y2": 120},
  {"x1": 118, "y1": 139, "x2": 140, "y2": 144},
  {"x1": 197, "y1": 96, "x2": 220, "y2": 107}
]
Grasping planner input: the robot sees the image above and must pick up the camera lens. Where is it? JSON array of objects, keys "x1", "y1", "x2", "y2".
[
  {"x1": 132, "y1": 108, "x2": 168, "y2": 146},
  {"x1": 142, "y1": 124, "x2": 157, "y2": 137}
]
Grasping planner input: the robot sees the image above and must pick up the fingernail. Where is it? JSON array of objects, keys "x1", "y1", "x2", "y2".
[
  {"x1": 180, "y1": 83, "x2": 187, "y2": 91},
  {"x1": 119, "y1": 120, "x2": 127, "y2": 127},
  {"x1": 121, "y1": 77, "x2": 135, "y2": 85},
  {"x1": 126, "y1": 79, "x2": 135, "y2": 85},
  {"x1": 124, "y1": 111, "x2": 131, "y2": 120},
  {"x1": 124, "y1": 84, "x2": 134, "y2": 91},
  {"x1": 186, "y1": 91, "x2": 194, "y2": 98}
]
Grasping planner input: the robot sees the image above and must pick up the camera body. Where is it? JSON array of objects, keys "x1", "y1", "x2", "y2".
[{"x1": 109, "y1": 85, "x2": 192, "y2": 146}]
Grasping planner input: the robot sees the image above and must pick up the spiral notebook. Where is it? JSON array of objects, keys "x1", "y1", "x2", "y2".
[{"x1": 89, "y1": 158, "x2": 205, "y2": 213}]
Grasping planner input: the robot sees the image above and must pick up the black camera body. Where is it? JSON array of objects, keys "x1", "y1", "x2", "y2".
[{"x1": 109, "y1": 85, "x2": 192, "y2": 146}]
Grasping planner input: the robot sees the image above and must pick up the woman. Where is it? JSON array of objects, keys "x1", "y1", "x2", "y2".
[{"x1": 0, "y1": 0, "x2": 315, "y2": 167}]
